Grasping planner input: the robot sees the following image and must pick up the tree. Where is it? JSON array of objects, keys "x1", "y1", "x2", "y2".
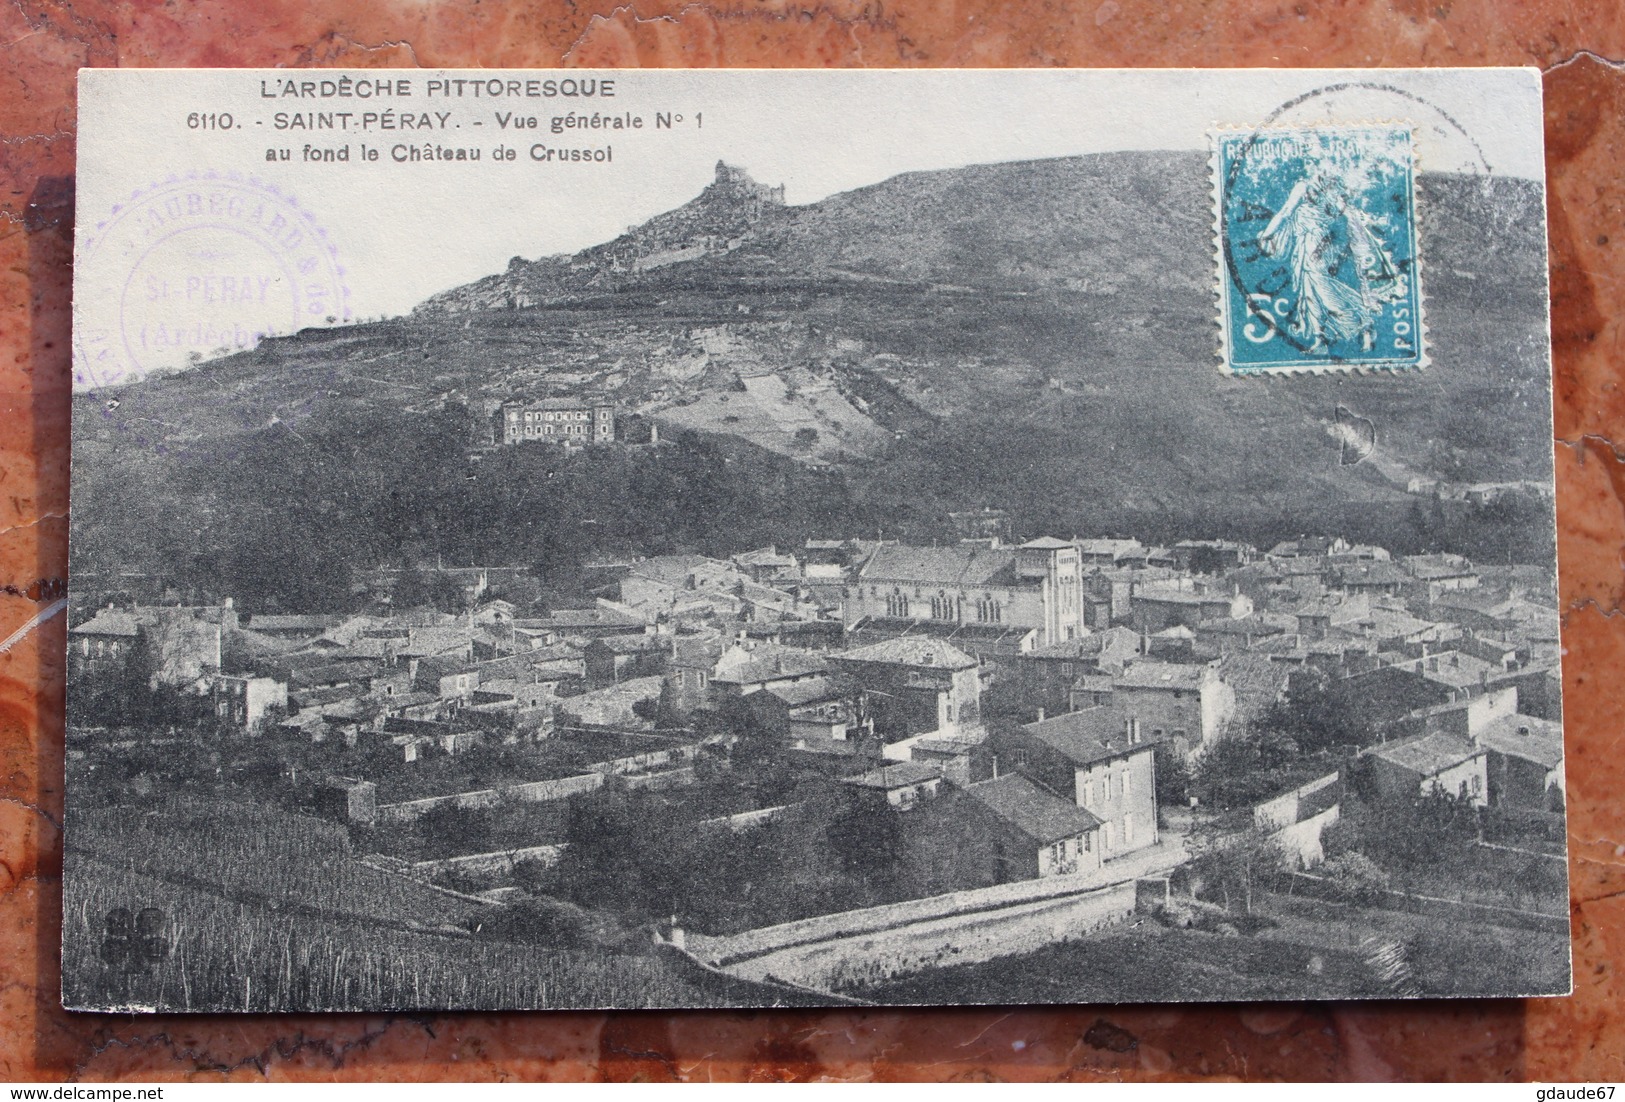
[
  {"x1": 1152, "y1": 744, "x2": 1190, "y2": 820},
  {"x1": 545, "y1": 788, "x2": 709, "y2": 920},
  {"x1": 1187, "y1": 545, "x2": 1228, "y2": 575},
  {"x1": 692, "y1": 695, "x2": 778, "y2": 767},
  {"x1": 650, "y1": 678, "x2": 690, "y2": 730},
  {"x1": 1322, "y1": 787, "x2": 1480, "y2": 895},
  {"x1": 1253, "y1": 666, "x2": 1375, "y2": 754},
  {"x1": 472, "y1": 895, "x2": 597, "y2": 948},
  {"x1": 1190, "y1": 826, "x2": 1285, "y2": 914},
  {"x1": 825, "y1": 789, "x2": 902, "y2": 885},
  {"x1": 1318, "y1": 851, "x2": 1391, "y2": 905},
  {"x1": 392, "y1": 563, "x2": 434, "y2": 611},
  {"x1": 1189, "y1": 735, "x2": 1289, "y2": 810}
]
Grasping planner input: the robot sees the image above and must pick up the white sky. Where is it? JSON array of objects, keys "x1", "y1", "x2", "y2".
[{"x1": 74, "y1": 68, "x2": 1544, "y2": 383}]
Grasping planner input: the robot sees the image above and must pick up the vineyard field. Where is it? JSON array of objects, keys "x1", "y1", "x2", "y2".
[{"x1": 64, "y1": 853, "x2": 728, "y2": 1011}]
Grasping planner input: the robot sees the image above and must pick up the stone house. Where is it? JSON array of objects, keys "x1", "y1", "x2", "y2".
[
  {"x1": 210, "y1": 674, "x2": 288, "y2": 729},
  {"x1": 413, "y1": 655, "x2": 480, "y2": 701},
  {"x1": 1476, "y1": 714, "x2": 1565, "y2": 810},
  {"x1": 826, "y1": 637, "x2": 982, "y2": 755},
  {"x1": 583, "y1": 635, "x2": 669, "y2": 688},
  {"x1": 1111, "y1": 660, "x2": 1236, "y2": 758},
  {"x1": 1129, "y1": 584, "x2": 1252, "y2": 634},
  {"x1": 499, "y1": 396, "x2": 615, "y2": 446},
  {"x1": 991, "y1": 706, "x2": 1160, "y2": 860},
  {"x1": 839, "y1": 761, "x2": 943, "y2": 810},
  {"x1": 1012, "y1": 626, "x2": 1140, "y2": 719},
  {"x1": 1365, "y1": 732, "x2": 1488, "y2": 807},
  {"x1": 959, "y1": 773, "x2": 1105, "y2": 881},
  {"x1": 744, "y1": 674, "x2": 866, "y2": 754},
  {"x1": 710, "y1": 644, "x2": 829, "y2": 698},
  {"x1": 68, "y1": 608, "x2": 141, "y2": 674}
]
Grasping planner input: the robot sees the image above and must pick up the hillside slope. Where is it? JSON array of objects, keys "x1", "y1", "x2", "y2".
[{"x1": 69, "y1": 150, "x2": 1556, "y2": 603}]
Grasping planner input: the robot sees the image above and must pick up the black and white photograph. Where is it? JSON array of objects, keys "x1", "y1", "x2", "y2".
[{"x1": 66, "y1": 68, "x2": 1568, "y2": 1012}]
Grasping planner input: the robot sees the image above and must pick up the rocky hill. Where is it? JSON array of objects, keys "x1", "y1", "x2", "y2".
[{"x1": 70, "y1": 150, "x2": 1557, "y2": 604}]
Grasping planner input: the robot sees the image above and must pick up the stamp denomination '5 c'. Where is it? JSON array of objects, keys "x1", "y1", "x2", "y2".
[{"x1": 1214, "y1": 123, "x2": 1422, "y2": 375}]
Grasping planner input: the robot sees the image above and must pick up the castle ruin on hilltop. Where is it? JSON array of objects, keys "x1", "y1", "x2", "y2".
[
  {"x1": 607, "y1": 161, "x2": 786, "y2": 274},
  {"x1": 711, "y1": 160, "x2": 786, "y2": 217}
]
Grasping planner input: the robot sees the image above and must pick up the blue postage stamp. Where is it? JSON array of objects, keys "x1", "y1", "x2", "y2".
[{"x1": 1213, "y1": 123, "x2": 1422, "y2": 374}]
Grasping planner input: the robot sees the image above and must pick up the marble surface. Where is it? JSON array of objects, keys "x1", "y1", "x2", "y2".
[{"x1": 2, "y1": 0, "x2": 1623, "y2": 1082}]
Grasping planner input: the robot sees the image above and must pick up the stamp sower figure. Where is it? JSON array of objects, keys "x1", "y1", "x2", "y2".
[{"x1": 1256, "y1": 161, "x2": 1404, "y2": 354}]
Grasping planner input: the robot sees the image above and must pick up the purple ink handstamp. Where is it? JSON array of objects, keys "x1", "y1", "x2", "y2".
[{"x1": 73, "y1": 172, "x2": 350, "y2": 390}]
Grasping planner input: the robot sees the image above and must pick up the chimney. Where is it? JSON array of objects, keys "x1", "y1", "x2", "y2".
[{"x1": 1036, "y1": 707, "x2": 1046, "y2": 722}]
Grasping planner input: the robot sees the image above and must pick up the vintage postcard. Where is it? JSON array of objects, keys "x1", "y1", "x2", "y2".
[{"x1": 67, "y1": 68, "x2": 1566, "y2": 1011}]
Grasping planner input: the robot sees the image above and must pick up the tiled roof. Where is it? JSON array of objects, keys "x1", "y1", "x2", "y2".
[
  {"x1": 765, "y1": 675, "x2": 852, "y2": 708},
  {"x1": 589, "y1": 634, "x2": 666, "y2": 654},
  {"x1": 520, "y1": 607, "x2": 646, "y2": 629},
  {"x1": 1334, "y1": 562, "x2": 1412, "y2": 587},
  {"x1": 415, "y1": 654, "x2": 476, "y2": 679},
  {"x1": 1430, "y1": 588, "x2": 1517, "y2": 615},
  {"x1": 1075, "y1": 538, "x2": 1143, "y2": 557},
  {"x1": 733, "y1": 547, "x2": 798, "y2": 567},
  {"x1": 512, "y1": 396, "x2": 610, "y2": 411},
  {"x1": 966, "y1": 774, "x2": 1103, "y2": 843},
  {"x1": 1403, "y1": 554, "x2": 1478, "y2": 580},
  {"x1": 1026, "y1": 636, "x2": 1109, "y2": 660},
  {"x1": 1413, "y1": 651, "x2": 1497, "y2": 689},
  {"x1": 1173, "y1": 539, "x2": 1250, "y2": 551},
  {"x1": 670, "y1": 633, "x2": 726, "y2": 668},
  {"x1": 247, "y1": 614, "x2": 336, "y2": 632},
  {"x1": 70, "y1": 609, "x2": 141, "y2": 637},
  {"x1": 1133, "y1": 586, "x2": 1233, "y2": 606},
  {"x1": 842, "y1": 761, "x2": 941, "y2": 790},
  {"x1": 846, "y1": 617, "x2": 1035, "y2": 655},
  {"x1": 1475, "y1": 715, "x2": 1564, "y2": 769},
  {"x1": 1020, "y1": 707, "x2": 1150, "y2": 767},
  {"x1": 289, "y1": 685, "x2": 366, "y2": 709},
  {"x1": 713, "y1": 646, "x2": 829, "y2": 685},
  {"x1": 629, "y1": 554, "x2": 731, "y2": 586},
  {"x1": 859, "y1": 544, "x2": 1019, "y2": 587},
  {"x1": 1369, "y1": 732, "x2": 1481, "y2": 776},
  {"x1": 834, "y1": 637, "x2": 977, "y2": 670},
  {"x1": 1361, "y1": 608, "x2": 1438, "y2": 638},
  {"x1": 1216, "y1": 652, "x2": 1290, "y2": 716},
  {"x1": 1195, "y1": 616, "x2": 1284, "y2": 636},
  {"x1": 397, "y1": 626, "x2": 473, "y2": 658},
  {"x1": 291, "y1": 660, "x2": 382, "y2": 687},
  {"x1": 1114, "y1": 661, "x2": 1208, "y2": 691},
  {"x1": 379, "y1": 690, "x2": 439, "y2": 711},
  {"x1": 1252, "y1": 633, "x2": 1311, "y2": 657},
  {"x1": 325, "y1": 637, "x2": 395, "y2": 660},
  {"x1": 910, "y1": 735, "x2": 983, "y2": 756}
]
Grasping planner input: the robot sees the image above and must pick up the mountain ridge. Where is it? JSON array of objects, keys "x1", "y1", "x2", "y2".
[{"x1": 69, "y1": 149, "x2": 1557, "y2": 598}]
